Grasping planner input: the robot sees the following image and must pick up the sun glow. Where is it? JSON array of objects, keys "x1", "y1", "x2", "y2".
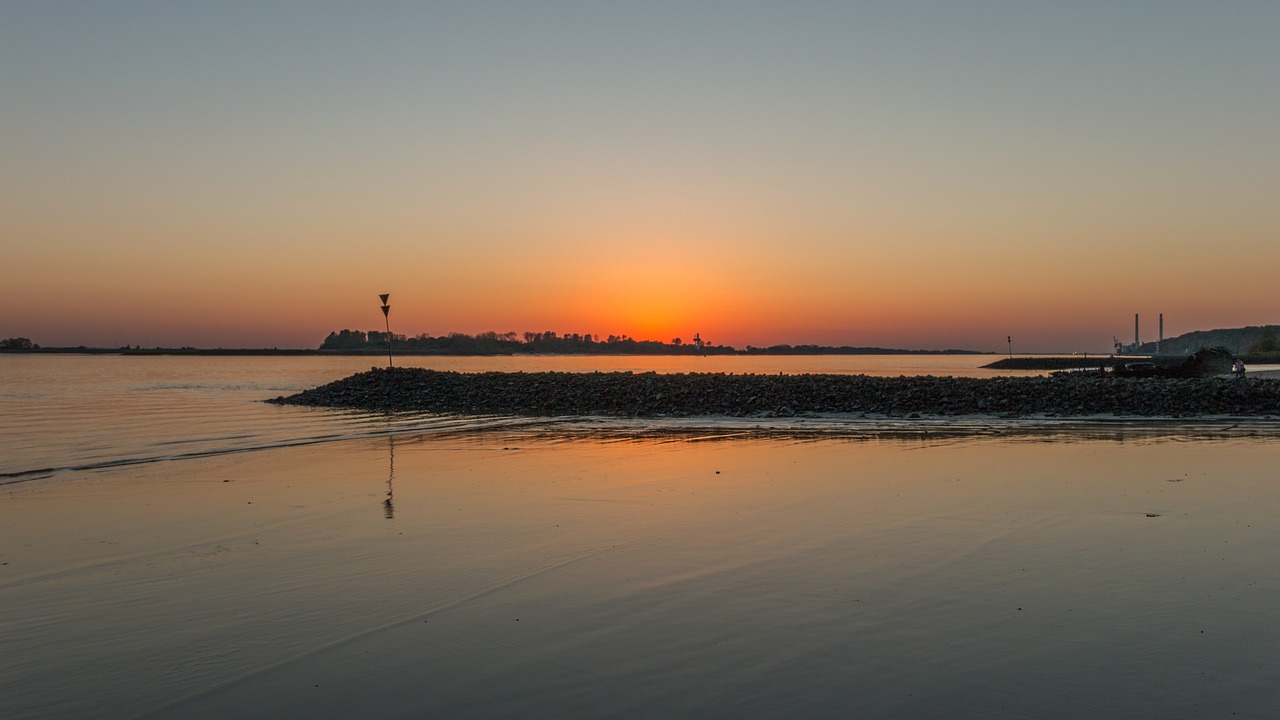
[{"x1": 566, "y1": 234, "x2": 748, "y2": 344}]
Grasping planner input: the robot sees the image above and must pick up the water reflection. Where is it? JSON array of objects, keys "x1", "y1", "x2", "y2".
[
  {"x1": 9, "y1": 425, "x2": 1280, "y2": 719},
  {"x1": 383, "y1": 435, "x2": 395, "y2": 519},
  {"x1": 415, "y1": 416, "x2": 1280, "y2": 449}
]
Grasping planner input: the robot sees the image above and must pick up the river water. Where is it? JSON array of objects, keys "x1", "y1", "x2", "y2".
[
  {"x1": 0, "y1": 353, "x2": 1046, "y2": 481},
  {"x1": 3, "y1": 354, "x2": 1280, "y2": 718}
]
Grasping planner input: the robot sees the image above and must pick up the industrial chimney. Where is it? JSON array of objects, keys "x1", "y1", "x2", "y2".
[{"x1": 1134, "y1": 314, "x2": 1139, "y2": 348}]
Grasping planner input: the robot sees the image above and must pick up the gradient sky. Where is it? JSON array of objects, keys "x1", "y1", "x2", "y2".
[{"x1": 3, "y1": 2, "x2": 1277, "y2": 352}]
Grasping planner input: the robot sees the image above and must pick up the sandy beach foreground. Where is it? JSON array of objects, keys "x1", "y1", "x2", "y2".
[{"x1": 4, "y1": 428, "x2": 1280, "y2": 719}]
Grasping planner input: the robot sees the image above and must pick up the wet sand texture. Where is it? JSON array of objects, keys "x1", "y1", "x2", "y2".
[{"x1": 4, "y1": 431, "x2": 1280, "y2": 719}]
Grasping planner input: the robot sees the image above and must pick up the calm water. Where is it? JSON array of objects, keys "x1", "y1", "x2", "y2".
[
  {"x1": 0, "y1": 353, "x2": 1043, "y2": 481},
  {"x1": 4, "y1": 354, "x2": 1280, "y2": 718}
]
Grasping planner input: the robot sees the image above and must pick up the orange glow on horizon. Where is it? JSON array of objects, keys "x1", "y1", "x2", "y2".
[{"x1": 4, "y1": 219, "x2": 1274, "y2": 353}]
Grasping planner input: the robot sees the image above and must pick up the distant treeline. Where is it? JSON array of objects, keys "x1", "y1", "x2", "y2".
[
  {"x1": 319, "y1": 330, "x2": 982, "y2": 356},
  {"x1": 1, "y1": 337, "x2": 38, "y2": 350},
  {"x1": 321, "y1": 329, "x2": 737, "y2": 355},
  {"x1": 741, "y1": 344, "x2": 982, "y2": 355},
  {"x1": 1137, "y1": 325, "x2": 1280, "y2": 356}
]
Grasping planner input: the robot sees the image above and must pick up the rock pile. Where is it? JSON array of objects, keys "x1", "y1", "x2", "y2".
[{"x1": 268, "y1": 368, "x2": 1280, "y2": 418}]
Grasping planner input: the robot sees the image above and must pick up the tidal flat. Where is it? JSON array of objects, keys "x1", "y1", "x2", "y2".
[{"x1": 4, "y1": 427, "x2": 1279, "y2": 719}]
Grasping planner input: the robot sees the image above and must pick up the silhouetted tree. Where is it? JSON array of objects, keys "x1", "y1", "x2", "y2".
[
  {"x1": 1251, "y1": 327, "x2": 1279, "y2": 353},
  {"x1": 320, "y1": 330, "x2": 368, "y2": 350}
]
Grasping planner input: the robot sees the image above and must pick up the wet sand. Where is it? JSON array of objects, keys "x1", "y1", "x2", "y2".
[{"x1": 4, "y1": 428, "x2": 1280, "y2": 718}]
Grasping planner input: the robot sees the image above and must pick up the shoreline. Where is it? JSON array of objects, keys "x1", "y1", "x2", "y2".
[
  {"x1": 269, "y1": 367, "x2": 1280, "y2": 418},
  {"x1": 10, "y1": 410, "x2": 1280, "y2": 487}
]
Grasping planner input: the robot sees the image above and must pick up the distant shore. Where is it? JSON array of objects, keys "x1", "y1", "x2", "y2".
[
  {"x1": 981, "y1": 357, "x2": 1110, "y2": 370},
  {"x1": 269, "y1": 367, "x2": 1280, "y2": 418},
  {"x1": 2, "y1": 347, "x2": 986, "y2": 357},
  {"x1": 8, "y1": 347, "x2": 1279, "y2": 366},
  {"x1": 986, "y1": 353, "x2": 1280, "y2": 370}
]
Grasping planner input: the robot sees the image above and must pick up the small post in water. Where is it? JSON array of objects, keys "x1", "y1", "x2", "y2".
[
  {"x1": 379, "y1": 293, "x2": 393, "y2": 368},
  {"x1": 1007, "y1": 336, "x2": 1012, "y2": 359}
]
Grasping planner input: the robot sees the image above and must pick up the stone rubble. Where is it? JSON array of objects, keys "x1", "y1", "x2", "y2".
[{"x1": 267, "y1": 367, "x2": 1280, "y2": 418}]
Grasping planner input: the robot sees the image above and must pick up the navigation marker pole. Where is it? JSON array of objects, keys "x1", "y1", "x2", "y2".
[
  {"x1": 379, "y1": 293, "x2": 393, "y2": 368},
  {"x1": 1007, "y1": 336, "x2": 1012, "y2": 359}
]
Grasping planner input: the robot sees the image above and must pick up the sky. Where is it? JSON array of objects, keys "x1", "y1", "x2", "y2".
[{"x1": 3, "y1": 2, "x2": 1277, "y2": 352}]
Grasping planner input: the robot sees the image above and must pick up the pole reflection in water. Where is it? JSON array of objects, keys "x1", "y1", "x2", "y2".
[{"x1": 383, "y1": 434, "x2": 395, "y2": 519}]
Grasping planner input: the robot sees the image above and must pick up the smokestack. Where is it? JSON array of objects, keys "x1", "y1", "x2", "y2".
[
  {"x1": 1135, "y1": 314, "x2": 1139, "y2": 347},
  {"x1": 1159, "y1": 313, "x2": 1163, "y2": 352}
]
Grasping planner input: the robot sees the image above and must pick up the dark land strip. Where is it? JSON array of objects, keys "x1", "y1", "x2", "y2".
[{"x1": 268, "y1": 368, "x2": 1280, "y2": 418}]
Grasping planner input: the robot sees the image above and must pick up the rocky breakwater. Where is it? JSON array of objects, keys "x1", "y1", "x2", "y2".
[{"x1": 268, "y1": 368, "x2": 1280, "y2": 418}]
